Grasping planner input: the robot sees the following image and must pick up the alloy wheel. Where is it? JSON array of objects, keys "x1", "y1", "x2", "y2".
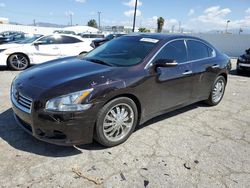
[
  {"x1": 212, "y1": 79, "x2": 225, "y2": 103},
  {"x1": 103, "y1": 103, "x2": 134, "y2": 142},
  {"x1": 8, "y1": 54, "x2": 29, "y2": 70}
]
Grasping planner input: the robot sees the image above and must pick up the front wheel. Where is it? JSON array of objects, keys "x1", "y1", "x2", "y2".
[
  {"x1": 7, "y1": 53, "x2": 29, "y2": 71},
  {"x1": 205, "y1": 76, "x2": 226, "y2": 106},
  {"x1": 95, "y1": 97, "x2": 138, "y2": 147}
]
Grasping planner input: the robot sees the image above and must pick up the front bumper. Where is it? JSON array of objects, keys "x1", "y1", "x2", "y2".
[
  {"x1": 0, "y1": 53, "x2": 8, "y2": 66},
  {"x1": 12, "y1": 100, "x2": 99, "y2": 146},
  {"x1": 237, "y1": 60, "x2": 250, "y2": 71}
]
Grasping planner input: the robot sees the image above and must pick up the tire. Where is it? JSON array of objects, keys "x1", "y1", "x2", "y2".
[
  {"x1": 95, "y1": 97, "x2": 138, "y2": 147},
  {"x1": 205, "y1": 76, "x2": 226, "y2": 106},
  {"x1": 7, "y1": 53, "x2": 30, "y2": 71}
]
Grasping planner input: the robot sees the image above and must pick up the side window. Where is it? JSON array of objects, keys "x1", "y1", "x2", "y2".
[
  {"x1": 38, "y1": 36, "x2": 62, "y2": 44},
  {"x1": 187, "y1": 40, "x2": 214, "y2": 61},
  {"x1": 154, "y1": 40, "x2": 187, "y2": 63},
  {"x1": 61, "y1": 36, "x2": 82, "y2": 44}
]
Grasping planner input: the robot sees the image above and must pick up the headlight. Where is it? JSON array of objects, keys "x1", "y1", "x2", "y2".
[
  {"x1": 45, "y1": 89, "x2": 93, "y2": 112},
  {"x1": 238, "y1": 56, "x2": 246, "y2": 62},
  {"x1": 0, "y1": 49, "x2": 6, "y2": 53}
]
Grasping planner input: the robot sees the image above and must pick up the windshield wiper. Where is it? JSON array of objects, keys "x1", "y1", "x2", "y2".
[{"x1": 85, "y1": 58, "x2": 113, "y2": 66}]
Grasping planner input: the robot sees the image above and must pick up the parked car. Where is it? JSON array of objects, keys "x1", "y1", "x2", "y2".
[
  {"x1": 53, "y1": 30, "x2": 76, "y2": 35},
  {"x1": 78, "y1": 33, "x2": 105, "y2": 39},
  {"x1": 91, "y1": 33, "x2": 125, "y2": 48},
  {"x1": 78, "y1": 33, "x2": 105, "y2": 43},
  {"x1": 11, "y1": 34, "x2": 231, "y2": 147},
  {"x1": 0, "y1": 31, "x2": 25, "y2": 44},
  {"x1": 236, "y1": 48, "x2": 250, "y2": 73},
  {"x1": 0, "y1": 34, "x2": 93, "y2": 70}
]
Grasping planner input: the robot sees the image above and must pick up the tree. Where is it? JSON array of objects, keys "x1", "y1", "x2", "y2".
[
  {"x1": 157, "y1": 17, "x2": 165, "y2": 33},
  {"x1": 138, "y1": 27, "x2": 151, "y2": 33},
  {"x1": 87, "y1": 19, "x2": 98, "y2": 28}
]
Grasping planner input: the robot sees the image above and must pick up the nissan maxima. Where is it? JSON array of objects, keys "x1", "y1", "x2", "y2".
[{"x1": 11, "y1": 34, "x2": 231, "y2": 147}]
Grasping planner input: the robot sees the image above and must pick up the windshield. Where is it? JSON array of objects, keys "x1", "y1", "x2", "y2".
[
  {"x1": 16, "y1": 35, "x2": 43, "y2": 44},
  {"x1": 84, "y1": 36, "x2": 159, "y2": 66}
]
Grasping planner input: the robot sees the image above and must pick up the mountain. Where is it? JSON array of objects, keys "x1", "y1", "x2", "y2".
[
  {"x1": 28, "y1": 22, "x2": 66, "y2": 28},
  {"x1": 207, "y1": 28, "x2": 250, "y2": 34}
]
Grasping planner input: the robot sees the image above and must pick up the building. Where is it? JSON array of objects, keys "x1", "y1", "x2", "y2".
[{"x1": 0, "y1": 17, "x2": 9, "y2": 24}]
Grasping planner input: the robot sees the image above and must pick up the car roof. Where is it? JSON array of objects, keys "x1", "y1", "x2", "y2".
[
  {"x1": 48, "y1": 34, "x2": 85, "y2": 41},
  {"x1": 126, "y1": 33, "x2": 205, "y2": 42}
]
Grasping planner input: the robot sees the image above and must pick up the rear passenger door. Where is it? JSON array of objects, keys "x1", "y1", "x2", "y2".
[
  {"x1": 186, "y1": 39, "x2": 217, "y2": 100},
  {"x1": 60, "y1": 36, "x2": 83, "y2": 57}
]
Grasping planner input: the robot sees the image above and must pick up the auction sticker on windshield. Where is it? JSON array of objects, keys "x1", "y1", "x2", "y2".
[{"x1": 140, "y1": 38, "x2": 159, "y2": 43}]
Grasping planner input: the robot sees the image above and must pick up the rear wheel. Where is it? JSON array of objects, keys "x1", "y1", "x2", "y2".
[
  {"x1": 95, "y1": 97, "x2": 138, "y2": 147},
  {"x1": 7, "y1": 53, "x2": 29, "y2": 71},
  {"x1": 205, "y1": 76, "x2": 226, "y2": 106}
]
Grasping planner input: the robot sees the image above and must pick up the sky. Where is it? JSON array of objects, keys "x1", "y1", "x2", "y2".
[{"x1": 0, "y1": 0, "x2": 250, "y2": 32}]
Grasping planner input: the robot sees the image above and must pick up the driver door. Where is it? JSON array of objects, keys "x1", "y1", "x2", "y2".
[
  {"x1": 149, "y1": 40, "x2": 194, "y2": 112},
  {"x1": 31, "y1": 35, "x2": 61, "y2": 64}
]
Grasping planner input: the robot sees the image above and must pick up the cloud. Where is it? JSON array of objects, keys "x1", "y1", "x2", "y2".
[
  {"x1": 124, "y1": 9, "x2": 141, "y2": 17},
  {"x1": 186, "y1": 6, "x2": 231, "y2": 30},
  {"x1": 246, "y1": 8, "x2": 250, "y2": 14},
  {"x1": 123, "y1": 0, "x2": 142, "y2": 7},
  {"x1": 203, "y1": 6, "x2": 231, "y2": 17},
  {"x1": 0, "y1": 2, "x2": 5, "y2": 7},
  {"x1": 188, "y1": 9, "x2": 195, "y2": 16},
  {"x1": 183, "y1": 6, "x2": 250, "y2": 32},
  {"x1": 75, "y1": 0, "x2": 86, "y2": 3}
]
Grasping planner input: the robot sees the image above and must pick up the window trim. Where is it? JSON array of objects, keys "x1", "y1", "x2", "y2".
[
  {"x1": 61, "y1": 36, "x2": 82, "y2": 44},
  {"x1": 185, "y1": 39, "x2": 216, "y2": 63},
  {"x1": 145, "y1": 38, "x2": 216, "y2": 69}
]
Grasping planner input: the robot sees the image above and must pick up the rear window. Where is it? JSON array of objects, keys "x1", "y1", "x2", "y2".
[{"x1": 187, "y1": 40, "x2": 214, "y2": 61}]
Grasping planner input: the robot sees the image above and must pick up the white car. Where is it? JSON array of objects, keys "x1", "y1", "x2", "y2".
[{"x1": 0, "y1": 34, "x2": 93, "y2": 70}]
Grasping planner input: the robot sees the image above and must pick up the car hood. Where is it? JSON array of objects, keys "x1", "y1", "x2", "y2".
[
  {"x1": 242, "y1": 54, "x2": 250, "y2": 60},
  {"x1": 16, "y1": 56, "x2": 114, "y2": 90}
]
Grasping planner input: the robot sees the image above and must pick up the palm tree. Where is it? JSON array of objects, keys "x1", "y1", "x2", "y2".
[
  {"x1": 157, "y1": 17, "x2": 165, "y2": 33},
  {"x1": 138, "y1": 27, "x2": 150, "y2": 33}
]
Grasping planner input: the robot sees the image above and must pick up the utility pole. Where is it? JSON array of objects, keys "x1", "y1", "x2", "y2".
[
  {"x1": 132, "y1": 0, "x2": 138, "y2": 32},
  {"x1": 225, "y1": 20, "x2": 230, "y2": 33},
  {"x1": 239, "y1": 28, "x2": 243, "y2": 34},
  {"x1": 178, "y1": 21, "x2": 181, "y2": 33},
  {"x1": 98, "y1": 11, "x2": 101, "y2": 31},
  {"x1": 70, "y1": 13, "x2": 73, "y2": 26},
  {"x1": 171, "y1": 25, "x2": 175, "y2": 33}
]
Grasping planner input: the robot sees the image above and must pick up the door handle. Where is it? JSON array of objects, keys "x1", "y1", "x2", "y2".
[
  {"x1": 53, "y1": 47, "x2": 59, "y2": 50},
  {"x1": 212, "y1": 64, "x2": 220, "y2": 68},
  {"x1": 182, "y1": 70, "x2": 192, "y2": 75}
]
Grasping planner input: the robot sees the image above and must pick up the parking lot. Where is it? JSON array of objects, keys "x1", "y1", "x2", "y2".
[{"x1": 0, "y1": 59, "x2": 249, "y2": 188}]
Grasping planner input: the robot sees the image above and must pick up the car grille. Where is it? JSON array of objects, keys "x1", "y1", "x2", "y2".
[{"x1": 12, "y1": 90, "x2": 32, "y2": 113}]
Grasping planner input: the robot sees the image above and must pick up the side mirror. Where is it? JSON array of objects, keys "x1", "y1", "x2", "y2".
[
  {"x1": 33, "y1": 41, "x2": 46, "y2": 46},
  {"x1": 154, "y1": 59, "x2": 178, "y2": 68}
]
